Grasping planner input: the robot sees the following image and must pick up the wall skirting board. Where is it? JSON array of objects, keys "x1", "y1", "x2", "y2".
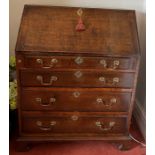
[{"x1": 133, "y1": 99, "x2": 146, "y2": 140}]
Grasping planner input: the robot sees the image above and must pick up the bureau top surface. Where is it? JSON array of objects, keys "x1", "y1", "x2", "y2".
[{"x1": 16, "y1": 5, "x2": 140, "y2": 56}]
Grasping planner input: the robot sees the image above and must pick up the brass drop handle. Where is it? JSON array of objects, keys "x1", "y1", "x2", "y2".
[
  {"x1": 100, "y1": 59, "x2": 107, "y2": 68},
  {"x1": 36, "y1": 58, "x2": 58, "y2": 69},
  {"x1": 99, "y1": 77, "x2": 105, "y2": 83},
  {"x1": 99, "y1": 77, "x2": 119, "y2": 85},
  {"x1": 113, "y1": 77, "x2": 119, "y2": 85},
  {"x1": 96, "y1": 97, "x2": 117, "y2": 107},
  {"x1": 36, "y1": 75, "x2": 57, "y2": 86},
  {"x1": 110, "y1": 98, "x2": 117, "y2": 104},
  {"x1": 113, "y1": 60, "x2": 120, "y2": 69},
  {"x1": 36, "y1": 121, "x2": 56, "y2": 131},
  {"x1": 95, "y1": 121, "x2": 115, "y2": 131},
  {"x1": 35, "y1": 97, "x2": 56, "y2": 106},
  {"x1": 96, "y1": 98, "x2": 104, "y2": 104}
]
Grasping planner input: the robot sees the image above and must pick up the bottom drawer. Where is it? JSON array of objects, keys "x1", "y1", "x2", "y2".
[{"x1": 21, "y1": 112, "x2": 128, "y2": 135}]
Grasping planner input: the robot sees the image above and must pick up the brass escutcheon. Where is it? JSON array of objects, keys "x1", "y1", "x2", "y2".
[
  {"x1": 71, "y1": 115, "x2": 79, "y2": 121},
  {"x1": 73, "y1": 91, "x2": 80, "y2": 98},
  {"x1": 74, "y1": 71, "x2": 83, "y2": 78},
  {"x1": 74, "y1": 57, "x2": 84, "y2": 65}
]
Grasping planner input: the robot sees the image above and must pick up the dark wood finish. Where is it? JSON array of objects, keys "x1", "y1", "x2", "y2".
[
  {"x1": 21, "y1": 88, "x2": 131, "y2": 112},
  {"x1": 20, "y1": 70, "x2": 135, "y2": 88},
  {"x1": 15, "y1": 5, "x2": 140, "y2": 151},
  {"x1": 21, "y1": 54, "x2": 137, "y2": 70},
  {"x1": 21, "y1": 112, "x2": 128, "y2": 135}
]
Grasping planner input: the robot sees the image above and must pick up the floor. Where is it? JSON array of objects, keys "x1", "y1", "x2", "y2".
[{"x1": 9, "y1": 118, "x2": 146, "y2": 155}]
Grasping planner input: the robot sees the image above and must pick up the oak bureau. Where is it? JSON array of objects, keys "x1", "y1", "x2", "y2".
[{"x1": 15, "y1": 5, "x2": 140, "y2": 151}]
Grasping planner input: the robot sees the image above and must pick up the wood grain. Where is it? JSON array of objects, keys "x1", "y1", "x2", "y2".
[
  {"x1": 15, "y1": 5, "x2": 140, "y2": 151},
  {"x1": 21, "y1": 54, "x2": 137, "y2": 70},
  {"x1": 21, "y1": 112, "x2": 128, "y2": 135},
  {"x1": 20, "y1": 70, "x2": 135, "y2": 88},
  {"x1": 21, "y1": 87, "x2": 131, "y2": 112},
  {"x1": 16, "y1": 5, "x2": 140, "y2": 56}
]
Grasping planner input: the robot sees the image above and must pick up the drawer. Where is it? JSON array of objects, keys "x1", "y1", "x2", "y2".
[
  {"x1": 19, "y1": 55, "x2": 136, "y2": 70},
  {"x1": 21, "y1": 112, "x2": 128, "y2": 135},
  {"x1": 21, "y1": 88, "x2": 131, "y2": 112},
  {"x1": 20, "y1": 70, "x2": 135, "y2": 88}
]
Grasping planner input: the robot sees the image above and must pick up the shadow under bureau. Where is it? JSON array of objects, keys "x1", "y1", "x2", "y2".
[{"x1": 15, "y1": 5, "x2": 140, "y2": 151}]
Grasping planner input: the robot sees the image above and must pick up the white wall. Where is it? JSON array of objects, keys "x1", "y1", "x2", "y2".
[{"x1": 9, "y1": 0, "x2": 146, "y2": 137}]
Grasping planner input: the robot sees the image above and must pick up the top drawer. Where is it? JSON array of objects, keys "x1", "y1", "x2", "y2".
[{"x1": 17, "y1": 54, "x2": 137, "y2": 71}]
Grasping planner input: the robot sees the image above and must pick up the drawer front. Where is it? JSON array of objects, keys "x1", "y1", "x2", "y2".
[
  {"x1": 20, "y1": 70, "x2": 135, "y2": 88},
  {"x1": 21, "y1": 88, "x2": 131, "y2": 112},
  {"x1": 21, "y1": 112, "x2": 127, "y2": 135},
  {"x1": 22, "y1": 55, "x2": 136, "y2": 70}
]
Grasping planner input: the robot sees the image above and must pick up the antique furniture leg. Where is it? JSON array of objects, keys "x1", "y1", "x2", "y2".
[{"x1": 112, "y1": 139, "x2": 139, "y2": 151}]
